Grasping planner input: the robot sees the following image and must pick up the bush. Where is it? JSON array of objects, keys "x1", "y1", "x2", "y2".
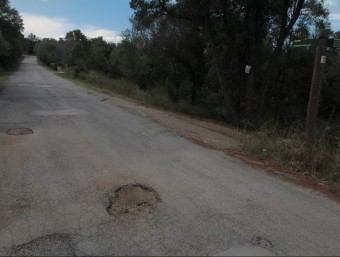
[{"x1": 50, "y1": 63, "x2": 58, "y2": 70}]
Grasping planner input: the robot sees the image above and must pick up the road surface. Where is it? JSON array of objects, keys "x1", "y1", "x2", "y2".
[{"x1": 0, "y1": 56, "x2": 339, "y2": 256}]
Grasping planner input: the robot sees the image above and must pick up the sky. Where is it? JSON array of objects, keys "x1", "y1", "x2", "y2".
[
  {"x1": 10, "y1": 0, "x2": 134, "y2": 43},
  {"x1": 327, "y1": 0, "x2": 340, "y2": 32},
  {"x1": 9, "y1": 0, "x2": 340, "y2": 43}
]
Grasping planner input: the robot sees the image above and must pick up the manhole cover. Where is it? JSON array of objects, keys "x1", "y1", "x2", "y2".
[
  {"x1": 252, "y1": 236, "x2": 272, "y2": 249},
  {"x1": 7, "y1": 128, "x2": 33, "y2": 136},
  {"x1": 106, "y1": 184, "x2": 160, "y2": 217}
]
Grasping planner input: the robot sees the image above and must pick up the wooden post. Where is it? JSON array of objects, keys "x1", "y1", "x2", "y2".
[{"x1": 305, "y1": 30, "x2": 329, "y2": 158}]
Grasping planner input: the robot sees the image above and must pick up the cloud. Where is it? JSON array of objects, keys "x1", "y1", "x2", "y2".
[
  {"x1": 82, "y1": 26, "x2": 122, "y2": 43},
  {"x1": 21, "y1": 13, "x2": 73, "y2": 39},
  {"x1": 21, "y1": 13, "x2": 122, "y2": 43}
]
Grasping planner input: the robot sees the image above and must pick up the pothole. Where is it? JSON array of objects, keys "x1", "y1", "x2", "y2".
[
  {"x1": 7, "y1": 128, "x2": 33, "y2": 136},
  {"x1": 252, "y1": 236, "x2": 272, "y2": 249},
  {"x1": 106, "y1": 184, "x2": 160, "y2": 217},
  {"x1": 13, "y1": 234, "x2": 75, "y2": 256}
]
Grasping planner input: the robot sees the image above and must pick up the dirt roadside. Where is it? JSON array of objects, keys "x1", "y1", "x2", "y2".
[{"x1": 86, "y1": 87, "x2": 340, "y2": 203}]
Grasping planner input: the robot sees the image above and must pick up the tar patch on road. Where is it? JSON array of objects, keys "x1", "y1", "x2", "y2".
[
  {"x1": 106, "y1": 184, "x2": 160, "y2": 218},
  {"x1": 12, "y1": 234, "x2": 75, "y2": 256},
  {"x1": 6, "y1": 128, "x2": 33, "y2": 136}
]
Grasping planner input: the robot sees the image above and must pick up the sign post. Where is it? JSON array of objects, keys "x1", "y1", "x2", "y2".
[{"x1": 305, "y1": 30, "x2": 329, "y2": 159}]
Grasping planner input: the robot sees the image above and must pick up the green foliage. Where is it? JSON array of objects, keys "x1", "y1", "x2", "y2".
[
  {"x1": 239, "y1": 121, "x2": 340, "y2": 181},
  {"x1": 34, "y1": 38, "x2": 59, "y2": 65},
  {"x1": 50, "y1": 63, "x2": 58, "y2": 70},
  {"x1": 65, "y1": 30, "x2": 90, "y2": 73},
  {"x1": 0, "y1": 0, "x2": 24, "y2": 70},
  {"x1": 115, "y1": 36, "x2": 152, "y2": 89},
  {"x1": 23, "y1": 33, "x2": 40, "y2": 55},
  {"x1": 0, "y1": 72, "x2": 10, "y2": 83},
  {"x1": 88, "y1": 37, "x2": 111, "y2": 73},
  {"x1": 0, "y1": 32, "x2": 11, "y2": 57}
]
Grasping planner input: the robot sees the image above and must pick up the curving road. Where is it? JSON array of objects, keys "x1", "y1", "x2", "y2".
[{"x1": 0, "y1": 56, "x2": 339, "y2": 256}]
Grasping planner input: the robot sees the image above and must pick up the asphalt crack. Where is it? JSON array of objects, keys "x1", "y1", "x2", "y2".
[{"x1": 12, "y1": 234, "x2": 76, "y2": 256}]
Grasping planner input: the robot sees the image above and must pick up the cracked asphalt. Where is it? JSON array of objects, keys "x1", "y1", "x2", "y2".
[{"x1": 0, "y1": 56, "x2": 340, "y2": 256}]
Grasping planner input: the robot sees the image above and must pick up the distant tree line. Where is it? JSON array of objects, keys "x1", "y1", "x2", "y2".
[{"x1": 33, "y1": 0, "x2": 340, "y2": 125}]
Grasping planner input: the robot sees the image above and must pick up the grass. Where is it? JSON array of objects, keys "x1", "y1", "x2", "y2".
[
  {"x1": 237, "y1": 121, "x2": 340, "y2": 182},
  {"x1": 59, "y1": 71, "x2": 154, "y2": 103},
  {"x1": 0, "y1": 72, "x2": 11, "y2": 93},
  {"x1": 59, "y1": 70, "x2": 216, "y2": 118},
  {"x1": 58, "y1": 69, "x2": 340, "y2": 183},
  {"x1": 0, "y1": 72, "x2": 10, "y2": 83}
]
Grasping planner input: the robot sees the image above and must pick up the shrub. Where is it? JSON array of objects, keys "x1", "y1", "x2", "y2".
[{"x1": 50, "y1": 63, "x2": 58, "y2": 70}]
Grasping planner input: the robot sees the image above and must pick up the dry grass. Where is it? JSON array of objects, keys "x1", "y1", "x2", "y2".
[{"x1": 238, "y1": 121, "x2": 340, "y2": 181}]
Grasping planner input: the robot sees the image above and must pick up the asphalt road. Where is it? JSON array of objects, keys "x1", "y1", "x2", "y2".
[{"x1": 0, "y1": 56, "x2": 339, "y2": 256}]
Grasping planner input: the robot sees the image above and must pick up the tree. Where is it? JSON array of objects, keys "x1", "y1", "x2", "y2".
[
  {"x1": 34, "y1": 38, "x2": 59, "y2": 65},
  {"x1": 0, "y1": 32, "x2": 10, "y2": 57},
  {"x1": 258, "y1": 0, "x2": 330, "y2": 119},
  {"x1": 133, "y1": 0, "x2": 333, "y2": 122},
  {"x1": 23, "y1": 33, "x2": 40, "y2": 55},
  {"x1": 0, "y1": 0, "x2": 24, "y2": 70},
  {"x1": 88, "y1": 37, "x2": 111, "y2": 73},
  {"x1": 114, "y1": 31, "x2": 152, "y2": 90},
  {"x1": 129, "y1": 0, "x2": 271, "y2": 115},
  {"x1": 65, "y1": 30, "x2": 90, "y2": 73}
]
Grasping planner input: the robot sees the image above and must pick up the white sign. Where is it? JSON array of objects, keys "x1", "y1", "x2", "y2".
[
  {"x1": 321, "y1": 56, "x2": 327, "y2": 64},
  {"x1": 245, "y1": 65, "x2": 252, "y2": 74}
]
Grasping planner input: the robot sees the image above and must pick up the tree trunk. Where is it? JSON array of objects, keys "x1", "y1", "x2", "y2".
[{"x1": 258, "y1": 0, "x2": 305, "y2": 119}]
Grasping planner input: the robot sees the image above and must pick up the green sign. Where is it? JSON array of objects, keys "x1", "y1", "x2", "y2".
[
  {"x1": 291, "y1": 39, "x2": 319, "y2": 48},
  {"x1": 291, "y1": 38, "x2": 340, "y2": 49}
]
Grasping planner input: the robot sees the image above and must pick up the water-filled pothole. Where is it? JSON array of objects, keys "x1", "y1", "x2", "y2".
[
  {"x1": 106, "y1": 184, "x2": 160, "y2": 217},
  {"x1": 7, "y1": 128, "x2": 33, "y2": 136}
]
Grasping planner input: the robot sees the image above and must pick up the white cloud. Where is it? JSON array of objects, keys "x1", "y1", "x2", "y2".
[
  {"x1": 82, "y1": 26, "x2": 122, "y2": 43},
  {"x1": 21, "y1": 13, "x2": 73, "y2": 39},
  {"x1": 21, "y1": 12, "x2": 122, "y2": 43}
]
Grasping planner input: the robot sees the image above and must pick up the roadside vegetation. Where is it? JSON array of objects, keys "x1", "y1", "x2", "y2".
[
  {"x1": 22, "y1": 0, "x2": 340, "y2": 182},
  {"x1": 0, "y1": 0, "x2": 25, "y2": 72},
  {"x1": 239, "y1": 121, "x2": 340, "y2": 181},
  {"x1": 0, "y1": 73, "x2": 9, "y2": 83}
]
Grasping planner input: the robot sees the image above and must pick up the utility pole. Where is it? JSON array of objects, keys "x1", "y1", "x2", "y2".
[{"x1": 305, "y1": 29, "x2": 329, "y2": 157}]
